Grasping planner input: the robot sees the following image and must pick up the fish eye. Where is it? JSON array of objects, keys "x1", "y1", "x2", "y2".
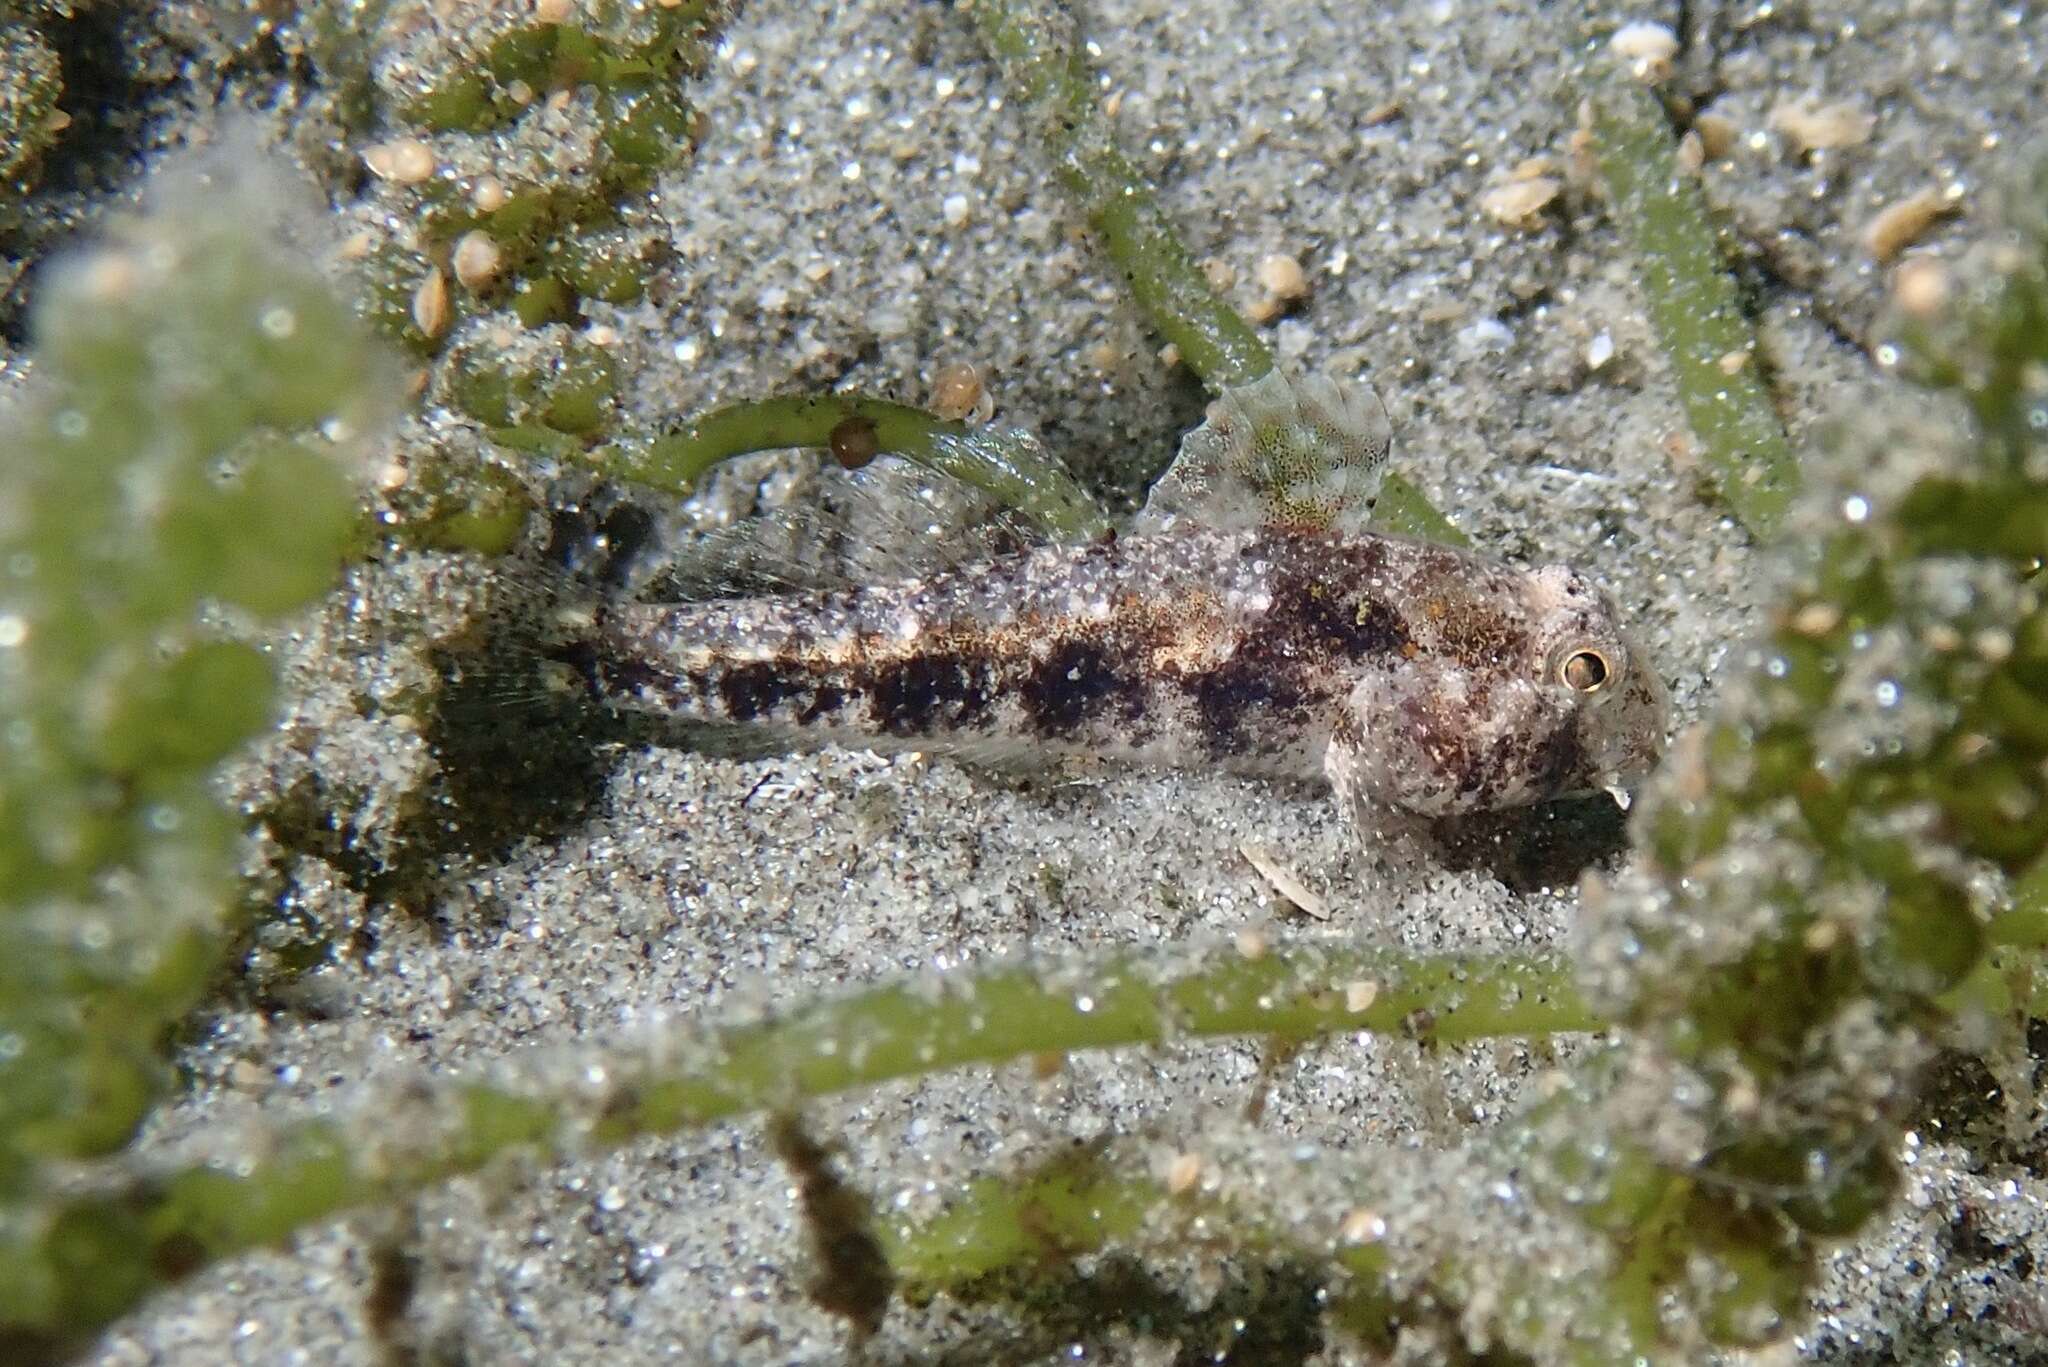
[{"x1": 1559, "y1": 647, "x2": 1613, "y2": 693}]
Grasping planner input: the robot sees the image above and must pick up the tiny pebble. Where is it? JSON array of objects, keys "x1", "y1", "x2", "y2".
[
  {"x1": 1891, "y1": 255, "x2": 1951, "y2": 318},
  {"x1": 929, "y1": 362, "x2": 988, "y2": 422},
  {"x1": 1693, "y1": 111, "x2": 1737, "y2": 160},
  {"x1": 1339, "y1": 1207, "x2": 1385, "y2": 1244},
  {"x1": 1790, "y1": 601, "x2": 1843, "y2": 636},
  {"x1": 1478, "y1": 176, "x2": 1560, "y2": 227},
  {"x1": 1255, "y1": 252, "x2": 1309, "y2": 301},
  {"x1": 1768, "y1": 98, "x2": 1874, "y2": 154},
  {"x1": 1459, "y1": 316, "x2": 1514, "y2": 352},
  {"x1": 1586, "y1": 330, "x2": 1616, "y2": 370},
  {"x1": 941, "y1": 193, "x2": 970, "y2": 228}
]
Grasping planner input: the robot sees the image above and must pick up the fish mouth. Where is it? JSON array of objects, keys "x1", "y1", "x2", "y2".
[{"x1": 1587, "y1": 651, "x2": 1672, "y2": 807}]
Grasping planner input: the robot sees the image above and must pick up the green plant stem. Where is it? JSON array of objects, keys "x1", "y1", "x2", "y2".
[
  {"x1": 615, "y1": 394, "x2": 965, "y2": 483},
  {"x1": 965, "y1": 0, "x2": 1266, "y2": 390},
  {"x1": 601, "y1": 394, "x2": 1110, "y2": 539},
  {"x1": 965, "y1": 0, "x2": 1465, "y2": 547},
  {"x1": 593, "y1": 944, "x2": 1592, "y2": 1138},
  {"x1": 1587, "y1": 77, "x2": 1799, "y2": 539},
  {"x1": 10, "y1": 942, "x2": 1591, "y2": 1347},
  {"x1": 884, "y1": 1151, "x2": 1164, "y2": 1286}
]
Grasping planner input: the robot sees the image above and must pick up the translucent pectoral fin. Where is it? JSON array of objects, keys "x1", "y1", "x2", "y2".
[{"x1": 1133, "y1": 368, "x2": 1391, "y2": 536}]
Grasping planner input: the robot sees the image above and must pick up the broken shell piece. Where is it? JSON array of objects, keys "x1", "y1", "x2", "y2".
[
  {"x1": 363, "y1": 137, "x2": 436, "y2": 184},
  {"x1": 1479, "y1": 176, "x2": 1561, "y2": 227},
  {"x1": 1863, "y1": 187, "x2": 1952, "y2": 262},
  {"x1": 1676, "y1": 131, "x2": 1706, "y2": 174},
  {"x1": 471, "y1": 175, "x2": 509, "y2": 212},
  {"x1": 1249, "y1": 252, "x2": 1310, "y2": 323},
  {"x1": 411, "y1": 267, "x2": 451, "y2": 338},
  {"x1": 1609, "y1": 21, "x2": 1679, "y2": 83},
  {"x1": 1255, "y1": 252, "x2": 1309, "y2": 302},
  {"x1": 1768, "y1": 98, "x2": 1875, "y2": 155},
  {"x1": 451, "y1": 230, "x2": 502, "y2": 291},
  {"x1": 929, "y1": 361, "x2": 992, "y2": 423},
  {"x1": 1240, "y1": 842, "x2": 1329, "y2": 920}
]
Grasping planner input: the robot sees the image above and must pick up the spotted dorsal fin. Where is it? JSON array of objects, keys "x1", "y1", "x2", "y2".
[{"x1": 1131, "y1": 369, "x2": 1391, "y2": 537}]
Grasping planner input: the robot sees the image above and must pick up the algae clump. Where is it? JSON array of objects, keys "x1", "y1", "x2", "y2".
[{"x1": 0, "y1": 147, "x2": 389, "y2": 1352}]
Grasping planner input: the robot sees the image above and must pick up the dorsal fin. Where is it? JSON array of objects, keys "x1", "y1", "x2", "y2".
[
  {"x1": 1131, "y1": 369, "x2": 1391, "y2": 537},
  {"x1": 641, "y1": 451, "x2": 1044, "y2": 602}
]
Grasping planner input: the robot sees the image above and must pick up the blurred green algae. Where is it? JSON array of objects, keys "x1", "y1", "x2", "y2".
[
  {"x1": 356, "y1": 2, "x2": 719, "y2": 362},
  {"x1": 0, "y1": 150, "x2": 392, "y2": 1354}
]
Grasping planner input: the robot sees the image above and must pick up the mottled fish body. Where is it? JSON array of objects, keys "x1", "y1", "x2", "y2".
[{"x1": 587, "y1": 523, "x2": 1667, "y2": 816}]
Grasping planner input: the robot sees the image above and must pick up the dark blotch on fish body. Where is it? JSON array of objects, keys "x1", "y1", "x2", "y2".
[
  {"x1": 1022, "y1": 638, "x2": 1145, "y2": 736},
  {"x1": 1181, "y1": 552, "x2": 1409, "y2": 755},
  {"x1": 716, "y1": 661, "x2": 807, "y2": 722},
  {"x1": 866, "y1": 652, "x2": 994, "y2": 736}
]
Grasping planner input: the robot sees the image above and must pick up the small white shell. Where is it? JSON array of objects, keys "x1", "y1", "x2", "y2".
[{"x1": 1609, "y1": 21, "x2": 1679, "y2": 82}]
